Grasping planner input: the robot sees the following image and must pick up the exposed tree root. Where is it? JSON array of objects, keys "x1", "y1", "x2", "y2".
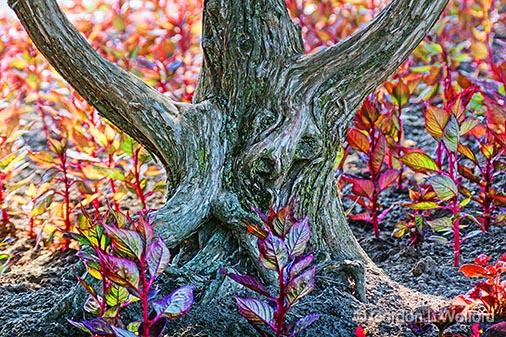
[{"x1": 0, "y1": 240, "x2": 447, "y2": 337}]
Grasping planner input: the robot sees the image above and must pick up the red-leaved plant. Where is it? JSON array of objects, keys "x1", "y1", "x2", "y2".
[
  {"x1": 399, "y1": 87, "x2": 482, "y2": 266},
  {"x1": 69, "y1": 210, "x2": 194, "y2": 337},
  {"x1": 393, "y1": 183, "x2": 439, "y2": 246},
  {"x1": 223, "y1": 205, "x2": 319, "y2": 337},
  {"x1": 0, "y1": 110, "x2": 26, "y2": 236},
  {"x1": 457, "y1": 253, "x2": 506, "y2": 319},
  {"x1": 342, "y1": 99, "x2": 399, "y2": 238},
  {"x1": 458, "y1": 101, "x2": 506, "y2": 232}
]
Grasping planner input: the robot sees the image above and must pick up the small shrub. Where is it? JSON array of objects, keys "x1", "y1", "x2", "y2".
[
  {"x1": 69, "y1": 210, "x2": 194, "y2": 337},
  {"x1": 223, "y1": 204, "x2": 319, "y2": 337},
  {"x1": 341, "y1": 99, "x2": 399, "y2": 238}
]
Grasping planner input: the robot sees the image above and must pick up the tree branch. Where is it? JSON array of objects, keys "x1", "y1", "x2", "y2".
[
  {"x1": 9, "y1": 0, "x2": 187, "y2": 180},
  {"x1": 291, "y1": 0, "x2": 449, "y2": 119}
]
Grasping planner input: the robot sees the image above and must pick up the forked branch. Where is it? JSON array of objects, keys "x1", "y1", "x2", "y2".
[{"x1": 292, "y1": 0, "x2": 449, "y2": 120}]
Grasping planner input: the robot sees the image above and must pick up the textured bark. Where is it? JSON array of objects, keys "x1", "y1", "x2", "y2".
[{"x1": 10, "y1": 0, "x2": 448, "y2": 306}]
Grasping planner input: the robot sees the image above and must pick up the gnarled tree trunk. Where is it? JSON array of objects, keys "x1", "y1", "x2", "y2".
[{"x1": 7, "y1": 0, "x2": 449, "y2": 335}]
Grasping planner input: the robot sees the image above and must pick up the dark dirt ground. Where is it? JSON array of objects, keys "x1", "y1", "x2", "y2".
[
  {"x1": 344, "y1": 106, "x2": 506, "y2": 300},
  {"x1": 0, "y1": 107, "x2": 504, "y2": 337}
]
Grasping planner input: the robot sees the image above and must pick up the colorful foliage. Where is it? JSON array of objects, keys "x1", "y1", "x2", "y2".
[
  {"x1": 69, "y1": 210, "x2": 194, "y2": 337},
  {"x1": 224, "y1": 204, "x2": 319, "y2": 337},
  {"x1": 340, "y1": 99, "x2": 399, "y2": 238},
  {"x1": 457, "y1": 254, "x2": 506, "y2": 319}
]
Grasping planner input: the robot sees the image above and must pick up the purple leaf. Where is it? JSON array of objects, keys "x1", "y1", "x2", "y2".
[
  {"x1": 378, "y1": 204, "x2": 395, "y2": 223},
  {"x1": 290, "y1": 314, "x2": 320, "y2": 336},
  {"x1": 223, "y1": 270, "x2": 270, "y2": 297},
  {"x1": 286, "y1": 254, "x2": 315, "y2": 280},
  {"x1": 258, "y1": 233, "x2": 288, "y2": 271},
  {"x1": 148, "y1": 286, "x2": 160, "y2": 301},
  {"x1": 443, "y1": 114, "x2": 459, "y2": 153},
  {"x1": 253, "y1": 207, "x2": 269, "y2": 224},
  {"x1": 484, "y1": 322, "x2": 506, "y2": 337},
  {"x1": 153, "y1": 285, "x2": 194, "y2": 319},
  {"x1": 236, "y1": 297, "x2": 274, "y2": 327},
  {"x1": 99, "y1": 251, "x2": 139, "y2": 289},
  {"x1": 286, "y1": 267, "x2": 316, "y2": 308},
  {"x1": 67, "y1": 318, "x2": 113, "y2": 335},
  {"x1": 146, "y1": 237, "x2": 171, "y2": 278},
  {"x1": 104, "y1": 225, "x2": 144, "y2": 260},
  {"x1": 111, "y1": 326, "x2": 137, "y2": 337},
  {"x1": 286, "y1": 217, "x2": 311, "y2": 257},
  {"x1": 407, "y1": 321, "x2": 432, "y2": 336}
]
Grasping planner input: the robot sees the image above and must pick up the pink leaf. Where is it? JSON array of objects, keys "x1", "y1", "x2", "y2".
[{"x1": 378, "y1": 169, "x2": 400, "y2": 191}]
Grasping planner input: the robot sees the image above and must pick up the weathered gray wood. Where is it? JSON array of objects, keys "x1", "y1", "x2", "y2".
[{"x1": 9, "y1": 0, "x2": 448, "y2": 300}]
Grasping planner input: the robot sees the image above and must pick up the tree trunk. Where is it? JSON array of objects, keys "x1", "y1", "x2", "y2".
[{"x1": 6, "y1": 0, "x2": 449, "y2": 336}]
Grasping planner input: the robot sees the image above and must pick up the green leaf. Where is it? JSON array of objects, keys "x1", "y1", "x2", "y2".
[
  {"x1": 443, "y1": 115, "x2": 459, "y2": 153},
  {"x1": 120, "y1": 136, "x2": 135, "y2": 155},
  {"x1": 393, "y1": 222, "x2": 409, "y2": 238},
  {"x1": 82, "y1": 165, "x2": 125, "y2": 181},
  {"x1": 428, "y1": 175, "x2": 458, "y2": 201},
  {"x1": 427, "y1": 217, "x2": 452, "y2": 232},
  {"x1": 31, "y1": 191, "x2": 54, "y2": 217},
  {"x1": 459, "y1": 118, "x2": 479, "y2": 136},
  {"x1": 104, "y1": 225, "x2": 144, "y2": 260},
  {"x1": 424, "y1": 106, "x2": 449, "y2": 139},
  {"x1": 111, "y1": 326, "x2": 137, "y2": 337},
  {"x1": 405, "y1": 202, "x2": 441, "y2": 210},
  {"x1": 425, "y1": 42, "x2": 443, "y2": 55},
  {"x1": 400, "y1": 152, "x2": 439, "y2": 173},
  {"x1": 105, "y1": 285, "x2": 129, "y2": 307}
]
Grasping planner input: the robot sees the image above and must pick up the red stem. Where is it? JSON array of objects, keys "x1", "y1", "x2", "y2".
[
  {"x1": 436, "y1": 142, "x2": 443, "y2": 168},
  {"x1": 452, "y1": 210, "x2": 461, "y2": 267},
  {"x1": 397, "y1": 104, "x2": 404, "y2": 190},
  {"x1": 108, "y1": 152, "x2": 120, "y2": 212},
  {"x1": 448, "y1": 151, "x2": 461, "y2": 266},
  {"x1": 140, "y1": 255, "x2": 151, "y2": 337},
  {"x1": 368, "y1": 132, "x2": 381, "y2": 238},
  {"x1": 0, "y1": 173, "x2": 9, "y2": 225},
  {"x1": 28, "y1": 218, "x2": 35, "y2": 239},
  {"x1": 37, "y1": 99, "x2": 50, "y2": 141},
  {"x1": 481, "y1": 157, "x2": 493, "y2": 232},
  {"x1": 276, "y1": 266, "x2": 286, "y2": 337},
  {"x1": 97, "y1": 254, "x2": 107, "y2": 317}
]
